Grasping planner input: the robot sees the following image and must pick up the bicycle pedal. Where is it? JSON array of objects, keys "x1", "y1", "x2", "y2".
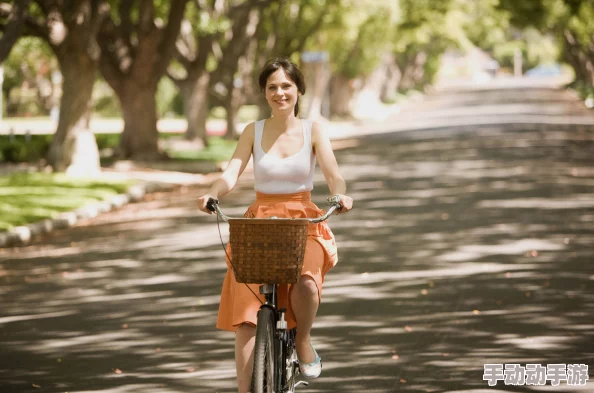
[{"x1": 295, "y1": 380, "x2": 310, "y2": 387}]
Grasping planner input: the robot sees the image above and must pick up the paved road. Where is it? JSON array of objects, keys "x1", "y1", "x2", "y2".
[{"x1": 1, "y1": 81, "x2": 593, "y2": 393}]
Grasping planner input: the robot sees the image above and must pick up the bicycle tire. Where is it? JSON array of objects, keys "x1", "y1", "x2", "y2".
[
  {"x1": 252, "y1": 307, "x2": 275, "y2": 393},
  {"x1": 283, "y1": 328, "x2": 299, "y2": 392}
]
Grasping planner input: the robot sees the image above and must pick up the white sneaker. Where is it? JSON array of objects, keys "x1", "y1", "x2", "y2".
[{"x1": 298, "y1": 344, "x2": 322, "y2": 379}]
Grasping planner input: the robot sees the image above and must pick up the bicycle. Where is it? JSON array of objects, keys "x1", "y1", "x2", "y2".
[{"x1": 206, "y1": 196, "x2": 342, "y2": 393}]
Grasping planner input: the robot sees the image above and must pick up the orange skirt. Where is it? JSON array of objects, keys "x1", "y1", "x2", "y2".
[{"x1": 216, "y1": 191, "x2": 338, "y2": 332}]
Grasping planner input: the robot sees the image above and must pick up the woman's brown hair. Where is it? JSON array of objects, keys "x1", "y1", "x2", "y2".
[{"x1": 258, "y1": 57, "x2": 306, "y2": 116}]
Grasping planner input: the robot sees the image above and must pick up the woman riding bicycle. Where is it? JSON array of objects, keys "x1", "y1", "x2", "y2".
[{"x1": 197, "y1": 57, "x2": 353, "y2": 393}]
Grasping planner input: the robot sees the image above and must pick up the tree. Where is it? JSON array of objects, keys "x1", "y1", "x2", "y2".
[
  {"x1": 313, "y1": 0, "x2": 399, "y2": 117},
  {"x1": 209, "y1": 0, "x2": 266, "y2": 140},
  {"x1": 1, "y1": 1, "x2": 109, "y2": 172},
  {"x1": 170, "y1": 0, "x2": 268, "y2": 144},
  {"x1": 496, "y1": 0, "x2": 594, "y2": 86},
  {"x1": 392, "y1": 0, "x2": 457, "y2": 91},
  {"x1": 248, "y1": 0, "x2": 342, "y2": 119},
  {"x1": 98, "y1": 0, "x2": 189, "y2": 159}
]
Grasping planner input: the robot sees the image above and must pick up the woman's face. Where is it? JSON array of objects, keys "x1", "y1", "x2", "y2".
[{"x1": 265, "y1": 69, "x2": 299, "y2": 112}]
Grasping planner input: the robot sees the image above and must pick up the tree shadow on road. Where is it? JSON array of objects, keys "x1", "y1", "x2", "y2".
[
  {"x1": 0, "y1": 127, "x2": 593, "y2": 392},
  {"x1": 309, "y1": 127, "x2": 593, "y2": 392}
]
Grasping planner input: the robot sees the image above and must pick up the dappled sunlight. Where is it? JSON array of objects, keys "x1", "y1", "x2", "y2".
[
  {"x1": 0, "y1": 190, "x2": 242, "y2": 391},
  {"x1": 2, "y1": 121, "x2": 594, "y2": 392},
  {"x1": 478, "y1": 197, "x2": 594, "y2": 209},
  {"x1": 303, "y1": 126, "x2": 594, "y2": 392},
  {"x1": 440, "y1": 239, "x2": 564, "y2": 262}
]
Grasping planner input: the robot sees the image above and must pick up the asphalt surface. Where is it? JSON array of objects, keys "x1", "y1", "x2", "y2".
[{"x1": 1, "y1": 81, "x2": 593, "y2": 393}]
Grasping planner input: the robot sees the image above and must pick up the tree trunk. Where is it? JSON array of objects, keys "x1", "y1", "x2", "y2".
[
  {"x1": 302, "y1": 61, "x2": 331, "y2": 121},
  {"x1": 98, "y1": 0, "x2": 188, "y2": 160},
  {"x1": 380, "y1": 56, "x2": 401, "y2": 102},
  {"x1": 118, "y1": 83, "x2": 160, "y2": 160},
  {"x1": 257, "y1": 94, "x2": 270, "y2": 119},
  {"x1": 48, "y1": 52, "x2": 99, "y2": 173},
  {"x1": 329, "y1": 75, "x2": 354, "y2": 118},
  {"x1": 224, "y1": 82, "x2": 242, "y2": 140},
  {"x1": 181, "y1": 70, "x2": 210, "y2": 144},
  {"x1": 563, "y1": 29, "x2": 592, "y2": 86},
  {"x1": 398, "y1": 51, "x2": 427, "y2": 91}
]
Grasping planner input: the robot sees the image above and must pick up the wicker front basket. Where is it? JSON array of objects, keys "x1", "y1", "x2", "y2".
[{"x1": 229, "y1": 218, "x2": 309, "y2": 284}]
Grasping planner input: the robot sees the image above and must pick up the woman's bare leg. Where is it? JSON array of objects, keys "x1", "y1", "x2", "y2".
[
  {"x1": 235, "y1": 324, "x2": 256, "y2": 393},
  {"x1": 291, "y1": 275, "x2": 319, "y2": 363}
]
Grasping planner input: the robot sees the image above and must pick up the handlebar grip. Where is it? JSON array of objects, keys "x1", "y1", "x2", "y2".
[{"x1": 206, "y1": 198, "x2": 218, "y2": 212}]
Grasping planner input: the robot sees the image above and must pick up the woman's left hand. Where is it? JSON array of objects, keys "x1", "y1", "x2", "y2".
[{"x1": 334, "y1": 194, "x2": 353, "y2": 214}]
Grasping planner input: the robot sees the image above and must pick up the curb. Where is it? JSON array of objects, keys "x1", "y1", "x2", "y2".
[{"x1": 0, "y1": 180, "x2": 175, "y2": 249}]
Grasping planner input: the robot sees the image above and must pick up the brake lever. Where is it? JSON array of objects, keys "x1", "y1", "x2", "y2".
[{"x1": 327, "y1": 195, "x2": 343, "y2": 211}]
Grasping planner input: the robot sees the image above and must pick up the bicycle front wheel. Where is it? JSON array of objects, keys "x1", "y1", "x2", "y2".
[{"x1": 252, "y1": 307, "x2": 276, "y2": 393}]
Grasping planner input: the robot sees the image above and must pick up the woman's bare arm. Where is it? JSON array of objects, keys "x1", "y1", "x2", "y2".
[
  {"x1": 198, "y1": 123, "x2": 255, "y2": 213},
  {"x1": 312, "y1": 122, "x2": 353, "y2": 213}
]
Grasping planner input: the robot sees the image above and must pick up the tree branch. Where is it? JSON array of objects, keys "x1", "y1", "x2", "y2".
[
  {"x1": 98, "y1": 18, "x2": 127, "y2": 93},
  {"x1": 156, "y1": 0, "x2": 189, "y2": 77},
  {"x1": 23, "y1": 14, "x2": 50, "y2": 40},
  {"x1": 0, "y1": 0, "x2": 31, "y2": 62},
  {"x1": 290, "y1": 1, "x2": 329, "y2": 54},
  {"x1": 138, "y1": 0, "x2": 155, "y2": 35},
  {"x1": 119, "y1": 0, "x2": 134, "y2": 47}
]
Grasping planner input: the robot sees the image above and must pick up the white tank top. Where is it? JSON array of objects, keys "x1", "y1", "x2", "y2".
[{"x1": 253, "y1": 119, "x2": 316, "y2": 194}]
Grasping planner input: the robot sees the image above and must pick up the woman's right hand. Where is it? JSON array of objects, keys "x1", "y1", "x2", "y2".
[{"x1": 197, "y1": 193, "x2": 217, "y2": 214}]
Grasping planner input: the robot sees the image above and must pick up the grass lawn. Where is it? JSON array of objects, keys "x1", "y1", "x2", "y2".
[
  {"x1": 0, "y1": 172, "x2": 136, "y2": 232},
  {"x1": 166, "y1": 137, "x2": 237, "y2": 162}
]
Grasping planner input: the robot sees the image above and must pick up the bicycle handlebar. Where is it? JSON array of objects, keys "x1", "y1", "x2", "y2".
[{"x1": 206, "y1": 196, "x2": 342, "y2": 223}]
